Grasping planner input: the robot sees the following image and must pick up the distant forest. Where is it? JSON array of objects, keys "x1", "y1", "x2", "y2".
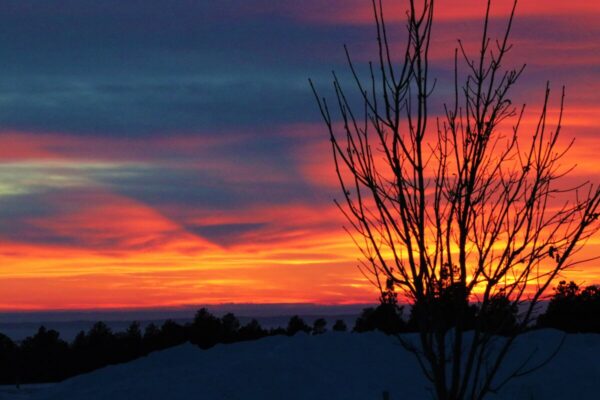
[{"x1": 1, "y1": 280, "x2": 598, "y2": 385}]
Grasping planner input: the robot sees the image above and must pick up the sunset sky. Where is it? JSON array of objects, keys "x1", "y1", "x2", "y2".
[{"x1": 0, "y1": 0, "x2": 599, "y2": 311}]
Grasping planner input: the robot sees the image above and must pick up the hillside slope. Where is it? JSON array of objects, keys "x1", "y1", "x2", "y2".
[{"x1": 9, "y1": 330, "x2": 599, "y2": 400}]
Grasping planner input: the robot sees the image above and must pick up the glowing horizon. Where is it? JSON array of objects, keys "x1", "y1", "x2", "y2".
[{"x1": 0, "y1": 0, "x2": 599, "y2": 311}]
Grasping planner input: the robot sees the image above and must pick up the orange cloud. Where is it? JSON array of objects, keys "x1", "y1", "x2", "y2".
[{"x1": 0, "y1": 172, "x2": 374, "y2": 310}]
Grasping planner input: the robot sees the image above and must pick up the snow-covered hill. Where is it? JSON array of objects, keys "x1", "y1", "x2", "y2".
[{"x1": 2, "y1": 329, "x2": 598, "y2": 400}]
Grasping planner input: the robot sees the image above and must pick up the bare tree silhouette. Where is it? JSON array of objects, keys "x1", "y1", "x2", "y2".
[{"x1": 310, "y1": 0, "x2": 600, "y2": 399}]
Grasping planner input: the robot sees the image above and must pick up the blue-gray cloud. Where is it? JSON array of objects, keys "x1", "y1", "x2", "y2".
[
  {"x1": 0, "y1": 1, "x2": 594, "y2": 136},
  {"x1": 0, "y1": 0, "x2": 597, "y2": 252},
  {"x1": 0, "y1": 0, "x2": 370, "y2": 136}
]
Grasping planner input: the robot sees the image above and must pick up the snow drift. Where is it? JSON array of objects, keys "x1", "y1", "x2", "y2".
[{"x1": 11, "y1": 329, "x2": 600, "y2": 400}]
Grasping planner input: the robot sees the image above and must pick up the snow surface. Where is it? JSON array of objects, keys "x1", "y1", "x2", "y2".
[
  {"x1": 0, "y1": 385, "x2": 53, "y2": 400},
  {"x1": 2, "y1": 329, "x2": 598, "y2": 400}
]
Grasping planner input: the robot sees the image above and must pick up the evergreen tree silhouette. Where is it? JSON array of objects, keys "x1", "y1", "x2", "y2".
[
  {"x1": 286, "y1": 315, "x2": 311, "y2": 336},
  {"x1": 312, "y1": 318, "x2": 327, "y2": 335},
  {"x1": 332, "y1": 319, "x2": 347, "y2": 332}
]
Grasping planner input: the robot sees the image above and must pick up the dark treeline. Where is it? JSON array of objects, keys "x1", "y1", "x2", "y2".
[
  {"x1": 1, "y1": 281, "x2": 598, "y2": 385},
  {"x1": 0, "y1": 309, "x2": 348, "y2": 385},
  {"x1": 537, "y1": 280, "x2": 600, "y2": 332},
  {"x1": 355, "y1": 281, "x2": 599, "y2": 337}
]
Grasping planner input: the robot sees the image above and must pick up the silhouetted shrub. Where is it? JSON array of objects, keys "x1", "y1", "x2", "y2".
[
  {"x1": 286, "y1": 315, "x2": 311, "y2": 336},
  {"x1": 190, "y1": 308, "x2": 223, "y2": 348},
  {"x1": 477, "y1": 293, "x2": 518, "y2": 335},
  {"x1": 238, "y1": 319, "x2": 267, "y2": 341},
  {"x1": 125, "y1": 321, "x2": 143, "y2": 343},
  {"x1": 312, "y1": 318, "x2": 327, "y2": 335},
  {"x1": 538, "y1": 280, "x2": 600, "y2": 332},
  {"x1": 408, "y1": 283, "x2": 477, "y2": 333},
  {"x1": 113, "y1": 322, "x2": 143, "y2": 362},
  {"x1": 71, "y1": 322, "x2": 119, "y2": 373},
  {"x1": 0, "y1": 332, "x2": 18, "y2": 384},
  {"x1": 221, "y1": 313, "x2": 241, "y2": 343},
  {"x1": 142, "y1": 322, "x2": 162, "y2": 352},
  {"x1": 354, "y1": 304, "x2": 406, "y2": 334},
  {"x1": 269, "y1": 327, "x2": 287, "y2": 336},
  {"x1": 332, "y1": 319, "x2": 347, "y2": 332},
  {"x1": 19, "y1": 326, "x2": 70, "y2": 383},
  {"x1": 160, "y1": 319, "x2": 188, "y2": 348}
]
